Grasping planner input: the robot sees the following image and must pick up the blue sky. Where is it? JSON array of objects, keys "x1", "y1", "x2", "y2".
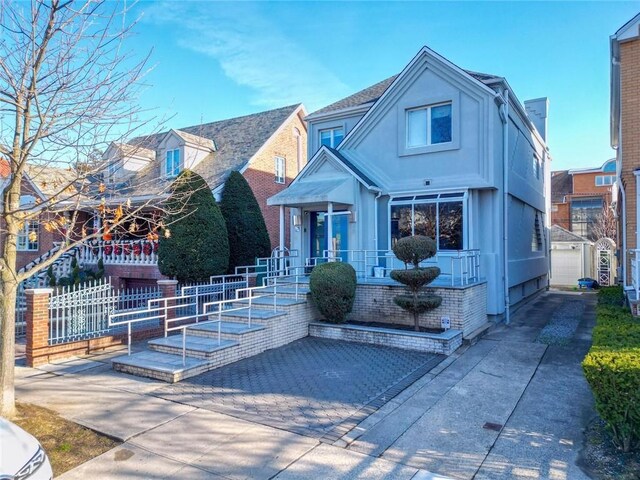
[{"x1": 131, "y1": 1, "x2": 640, "y2": 171}]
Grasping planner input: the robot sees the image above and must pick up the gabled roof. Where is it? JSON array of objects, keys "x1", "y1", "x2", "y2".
[
  {"x1": 551, "y1": 170, "x2": 572, "y2": 203},
  {"x1": 116, "y1": 104, "x2": 304, "y2": 197},
  {"x1": 110, "y1": 143, "x2": 156, "y2": 160},
  {"x1": 309, "y1": 65, "x2": 500, "y2": 117},
  {"x1": 550, "y1": 224, "x2": 591, "y2": 243},
  {"x1": 171, "y1": 130, "x2": 215, "y2": 150},
  {"x1": 326, "y1": 147, "x2": 379, "y2": 189}
]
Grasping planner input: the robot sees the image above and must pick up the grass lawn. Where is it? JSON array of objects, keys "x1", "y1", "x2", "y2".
[{"x1": 13, "y1": 403, "x2": 120, "y2": 476}]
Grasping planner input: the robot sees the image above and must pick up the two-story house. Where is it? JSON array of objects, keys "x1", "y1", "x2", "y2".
[
  {"x1": 12, "y1": 104, "x2": 308, "y2": 288},
  {"x1": 269, "y1": 46, "x2": 551, "y2": 322},
  {"x1": 551, "y1": 159, "x2": 617, "y2": 240},
  {"x1": 611, "y1": 13, "x2": 640, "y2": 303}
]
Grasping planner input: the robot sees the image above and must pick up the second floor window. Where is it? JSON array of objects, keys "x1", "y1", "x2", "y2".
[
  {"x1": 17, "y1": 221, "x2": 39, "y2": 251},
  {"x1": 320, "y1": 127, "x2": 344, "y2": 148},
  {"x1": 275, "y1": 156, "x2": 285, "y2": 184},
  {"x1": 166, "y1": 149, "x2": 180, "y2": 177},
  {"x1": 595, "y1": 175, "x2": 615, "y2": 186},
  {"x1": 406, "y1": 102, "x2": 452, "y2": 148}
]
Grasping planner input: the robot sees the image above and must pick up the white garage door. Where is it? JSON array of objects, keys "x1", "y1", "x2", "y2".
[{"x1": 551, "y1": 248, "x2": 583, "y2": 286}]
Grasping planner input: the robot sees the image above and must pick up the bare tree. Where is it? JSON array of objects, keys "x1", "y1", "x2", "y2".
[
  {"x1": 0, "y1": 0, "x2": 193, "y2": 418},
  {"x1": 591, "y1": 205, "x2": 617, "y2": 243}
]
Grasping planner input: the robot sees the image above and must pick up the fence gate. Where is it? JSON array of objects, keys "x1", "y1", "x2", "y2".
[{"x1": 595, "y1": 238, "x2": 616, "y2": 287}]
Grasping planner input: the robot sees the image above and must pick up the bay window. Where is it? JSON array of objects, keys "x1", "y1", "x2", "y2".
[{"x1": 390, "y1": 193, "x2": 465, "y2": 250}]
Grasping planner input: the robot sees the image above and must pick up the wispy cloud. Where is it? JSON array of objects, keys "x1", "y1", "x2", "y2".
[{"x1": 145, "y1": 2, "x2": 349, "y2": 111}]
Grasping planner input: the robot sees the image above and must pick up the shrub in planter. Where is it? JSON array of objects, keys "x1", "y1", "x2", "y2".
[
  {"x1": 310, "y1": 262, "x2": 356, "y2": 323},
  {"x1": 583, "y1": 305, "x2": 640, "y2": 452},
  {"x1": 390, "y1": 235, "x2": 442, "y2": 331}
]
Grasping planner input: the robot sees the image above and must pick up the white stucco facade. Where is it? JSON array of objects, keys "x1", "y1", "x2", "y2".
[{"x1": 269, "y1": 47, "x2": 551, "y2": 319}]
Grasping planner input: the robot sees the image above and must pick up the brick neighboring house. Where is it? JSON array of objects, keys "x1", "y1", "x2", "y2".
[
  {"x1": 3, "y1": 104, "x2": 308, "y2": 288},
  {"x1": 611, "y1": 13, "x2": 640, "y2": 294},
  {"x1": 550, "y1": 159, "x2": 616, "y2": 240}
]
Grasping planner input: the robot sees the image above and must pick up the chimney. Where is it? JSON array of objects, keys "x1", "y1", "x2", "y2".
[{"x1": 524, "y1": 97, "x2": 549, "y2": 141}]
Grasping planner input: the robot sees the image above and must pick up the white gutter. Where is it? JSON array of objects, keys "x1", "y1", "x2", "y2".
[{"x1": 499, "y1": 89, "x2": 511, "y2": 324}]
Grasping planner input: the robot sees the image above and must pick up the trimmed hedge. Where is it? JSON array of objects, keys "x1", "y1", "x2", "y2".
[
  {"x1": 220, "y1": 171, "x2": 272, "y2": 273},
  {"x1": 309, "y1": 262, "x2": 356, "y2": 323},
  {"x1": 158, "y1": 170, "x2": 230, "y2": 282},
  {"x1": 597, "y1": 285, "x2": 625, "y2": 307},
  {"x1": 582, "y1": 304, "x2": 640, "y2": 452}
]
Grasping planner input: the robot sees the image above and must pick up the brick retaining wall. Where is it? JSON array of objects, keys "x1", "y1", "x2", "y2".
[{"x1": 348, "y1": 282, "x2": 488, "y2": 338}]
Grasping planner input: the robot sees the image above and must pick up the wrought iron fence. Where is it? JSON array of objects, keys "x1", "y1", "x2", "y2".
[{"x1": 48, "y1": 278, "x2": 162, "y2": 345}]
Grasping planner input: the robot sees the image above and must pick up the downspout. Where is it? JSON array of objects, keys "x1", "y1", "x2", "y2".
[
  {"x1": 620, "y1": 175, "x2": 627, "y2": 288},
  {"x1": 499, "y1": 88, "x2": 511, "y2": 324}
]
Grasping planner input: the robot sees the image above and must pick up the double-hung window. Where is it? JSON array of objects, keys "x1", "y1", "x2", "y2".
[
  {"x1": 275, "y1": 156, "x2": 286, "y2": 184},
  {"x1": 319, "y1": 127, "x2": 344, "y2": 148},
  {"x1": 390, "y1": 192, "x2": 465, "y2": 251},
  {"x1": 17, "y1": 221, "x2": 39, "y2": 251},
  {"x1": 406, "y1": 103, "x2": 452, "y2": 148},
  {"x1": 165, "y1": 149, "x2": 180, "y2": 177}
]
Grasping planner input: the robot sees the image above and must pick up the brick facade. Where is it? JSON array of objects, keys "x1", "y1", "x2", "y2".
[
  {"x1": 243, "y1": 110, "x2": 307, "y2": 250},
  {"x1": 620, "y1": 39, "x2": 640, "y2": 282}
]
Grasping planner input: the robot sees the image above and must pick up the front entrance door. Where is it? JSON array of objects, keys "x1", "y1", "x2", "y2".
[{"x1": 309, "y1": 211, "x2": 349, "y2": 262}]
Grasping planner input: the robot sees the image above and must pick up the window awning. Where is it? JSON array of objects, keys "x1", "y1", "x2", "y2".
[{"x1": 267, "y1": 177, "x2": 354, "y2": 207}]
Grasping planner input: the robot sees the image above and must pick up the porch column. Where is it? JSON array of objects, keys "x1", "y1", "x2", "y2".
[
  {"x1": 327, "y1": 202, "x2": 333, "y2": 259},
  {"x1": 279, "y1": 205, "x2": 285, "y2": 250}
]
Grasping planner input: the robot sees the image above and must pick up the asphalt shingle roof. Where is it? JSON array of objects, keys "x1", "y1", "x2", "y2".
[
  {"x1": 551, "y1": 224, "x2": 591, "y2": 243},
  {"x1": 551, "y1": 170, "x2": 572, "y2": 204},
  {"x1": 114, "y1": 104, "x2": 302, "y2": 197},
  {"x1": 310, "y1": 69, "x2": 499, "y2": 117}
]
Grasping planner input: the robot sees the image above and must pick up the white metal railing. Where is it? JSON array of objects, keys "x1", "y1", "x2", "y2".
[
  {"x1": 48, "y1": 279, "x2": 162, "y2": 344},
  {"x1": 78, "y1": 240, "x2": 158, "y2": 266},
  {"x1": 630, "y1": 249, "x2": 640, "y2": 299},
  {"x1": 323, "y1": 249, "x2": 481, "y2": 286},
  {"x1": 108, "y1": 279, "x2": 282, "y2": 365},
  {"x1": 234, "y1": 249, "x2": 299, "y2": 283}
]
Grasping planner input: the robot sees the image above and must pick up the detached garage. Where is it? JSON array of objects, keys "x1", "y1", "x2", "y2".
[{"x1": 550, "y1": 225, "x2": 594, "y2": 287}]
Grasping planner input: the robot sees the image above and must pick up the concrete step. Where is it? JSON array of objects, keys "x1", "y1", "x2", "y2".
[
  {"x1": 187, "y1": 321, "x2": 265, "y2": 340},
  {"x1": 148, "y1": 335, "x2": 238, "y2": 359},
  {"x1": 234, "y1": 296, "x2": 308, "y2": 308},
  {"x1": 260, "y1": 285, "x2": 310, "y2": 297},
  {"x1": 111, "y1": 351, "x2": 213, "y2": 383}
]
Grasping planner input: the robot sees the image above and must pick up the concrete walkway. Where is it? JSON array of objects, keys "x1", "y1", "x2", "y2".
[{"x1": 14, "y1": 291, "x2": 596, "y2": 479}]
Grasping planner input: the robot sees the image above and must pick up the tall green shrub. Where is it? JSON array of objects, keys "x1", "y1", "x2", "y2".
[
  {"x1": 310, "y1": 262, "x2": 356, "y2": 323},
  {"x1": 220, "y1": 171, "x2": 272, "y2": 273},
  {"x1": 158, "y1": 170, "x2": 229, "y2": 282},
  {"x1": 390, "y1": 235, "x2": 442, "y2": 331},
  {"x1": 583, "y1": 305, "x2": 640, "y2": 452}
]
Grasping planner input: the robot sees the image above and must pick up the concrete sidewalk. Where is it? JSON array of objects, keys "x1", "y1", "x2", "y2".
[{"x1": 14, "y1": 291, "x2": 596, "y2": 479}]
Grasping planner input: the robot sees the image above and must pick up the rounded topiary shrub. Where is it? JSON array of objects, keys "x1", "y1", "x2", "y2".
[
  {"x1": 309, "y1": 262, "x2": 357, "y2": 324},
  {"x1": 393, "y1": 235, "x2": 437, "y2": 268}
]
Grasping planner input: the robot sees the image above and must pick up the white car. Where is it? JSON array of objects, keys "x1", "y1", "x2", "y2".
[{"x1": 0, "y1": 417, "x2": 53, "y2": 480}]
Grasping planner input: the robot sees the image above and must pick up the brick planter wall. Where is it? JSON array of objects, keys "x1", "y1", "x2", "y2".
[{"x1": 347, "y1": 282, "x2": 488, "y2": 338}]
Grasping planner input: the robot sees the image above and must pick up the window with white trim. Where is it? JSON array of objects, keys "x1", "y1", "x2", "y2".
[
  {"x1": 390, "y1": 192, "x2": 465, "y2": 251},
  {"x1": 319, "y1": 127, "x2": 344, "y2": 148},
  {"x1": 275, "y1": 156, "x2": 285, "y2": 184},
  {"x1": 17, "y1": 221, "x2": 39, "y2": 251},
  {"x1": 595, "y1": 175, "x2": 615, "y2": 186},
  {"x1": 165, "y1": 149, "x2": 180, "y2": 177},
  {"x1": 406, "y1": 103, "x2": 452, "y2": 148}
]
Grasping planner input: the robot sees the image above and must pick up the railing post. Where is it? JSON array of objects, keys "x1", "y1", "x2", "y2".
[
  {"x1": 25, "y1": 288, "x2": 53, "y2": 367},
  {"x1": 157, "y1": 279, "x2": 178, "y2": 334}
]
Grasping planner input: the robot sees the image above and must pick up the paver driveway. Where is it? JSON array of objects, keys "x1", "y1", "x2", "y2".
[{"x1": 152, "y1": 337, "x2": 444, "y2": 440}]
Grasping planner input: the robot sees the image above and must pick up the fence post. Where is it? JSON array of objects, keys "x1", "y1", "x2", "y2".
[
  {"x1": 25, "y1": 288, "x2": 53, "y2": 367},
  {"x1": 157, "y1": 279, "x2": 178, "y2": 332}
]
